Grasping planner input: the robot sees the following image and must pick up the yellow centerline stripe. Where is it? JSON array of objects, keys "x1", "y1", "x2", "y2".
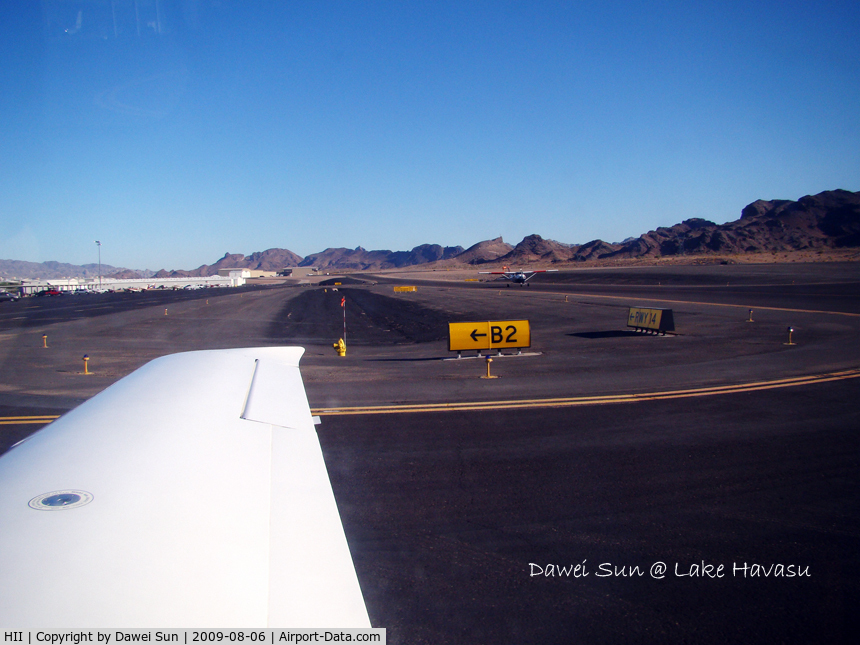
[
  {"x1": 311, "y1": 368, "x2": 860, "y2": 416},
  {"x1": 548, "y1": 290, "x2": 860, "y2": 317},
  {"x1": 3, "y1": 369, "x2": 858, "y2": 422}
]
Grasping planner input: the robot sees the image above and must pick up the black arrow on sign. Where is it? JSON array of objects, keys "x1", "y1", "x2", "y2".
[{"x1": 470, "y1": 329, "x2": 487, "y2": 341}]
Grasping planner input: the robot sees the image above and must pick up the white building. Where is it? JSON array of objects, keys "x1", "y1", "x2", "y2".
[{"x1": 18, "y1": 273, "x2": 244, "y2": 294}]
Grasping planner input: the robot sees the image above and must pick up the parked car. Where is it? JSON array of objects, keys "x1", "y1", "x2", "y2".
[
  {"x1": 0, "y1": 291, "x2": 19, "y2": 303},
  {"x1": 35, "y1": 289, "x2": 62, "y2": 297}
]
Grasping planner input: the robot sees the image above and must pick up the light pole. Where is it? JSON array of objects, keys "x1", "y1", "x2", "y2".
[{"x1": 95, "y1": 240, "x2": 101, "y2": 290}]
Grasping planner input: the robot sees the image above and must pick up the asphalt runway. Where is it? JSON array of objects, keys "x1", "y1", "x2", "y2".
[
  {"x1": 323, "y1": 382, "x2": 858, "y2": 644},
  {"x1": 1, "y1": 263, "x2": 859, "y2": 643}
]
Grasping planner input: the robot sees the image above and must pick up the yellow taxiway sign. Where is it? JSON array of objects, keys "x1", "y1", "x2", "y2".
[{"x1": 448, "y1": 320, "x2": 531, "y2": 352}]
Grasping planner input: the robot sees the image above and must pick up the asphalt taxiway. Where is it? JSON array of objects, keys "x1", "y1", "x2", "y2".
[{"x1": 1, "y1": 263, "x2": 858, "y2": 643}]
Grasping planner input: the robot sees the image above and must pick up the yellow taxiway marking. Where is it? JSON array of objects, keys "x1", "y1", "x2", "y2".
[
  {"x1": 0, "y1": 415, "x2": 60, "y2": 425},
  {"x1": 552, "y1": 290, "x2": 860, "y2": 318},
  {"x1": 3, "y1": 369, "x2": 857, "y2": 422},
  {"x1": 312, "y1": 368, "x2": 860, "y2": 416}
]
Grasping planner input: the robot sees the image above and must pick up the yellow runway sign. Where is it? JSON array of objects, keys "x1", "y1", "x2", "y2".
[
  {"x1": 448, "y1": 320, "x2": 531, "y2": 352},
  {"x1": 627, "y1": 307, "x2": 675, "y2": 333}
]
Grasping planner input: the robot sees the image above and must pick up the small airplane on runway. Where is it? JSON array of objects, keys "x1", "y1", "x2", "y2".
[{"x1": 479, "y1": 267, "x2": 558, "y2": 286}]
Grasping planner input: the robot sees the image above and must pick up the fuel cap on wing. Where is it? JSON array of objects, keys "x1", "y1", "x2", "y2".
[{"x1": 29, "y1": 490, "x2": 94, "y2": 511}]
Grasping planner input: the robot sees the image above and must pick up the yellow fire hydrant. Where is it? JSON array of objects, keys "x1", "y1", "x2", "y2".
[{"x1": 333, "y1": 338, "x2": 346, "y2": 357}]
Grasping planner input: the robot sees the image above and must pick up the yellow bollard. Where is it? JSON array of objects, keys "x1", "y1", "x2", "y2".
[
  {"x1": 165, "y1": 308, "x2": 168, "y2": 315},
  {"x1": 83, "y1": 355, "x2": 90, "y2": 375},
  {"x1": 784, "y1": 326, "x2": 796, "y2": 346},
  {"x1": 42, "y1": 334, "x2": 48, "y2": 348},
  {"x1": 747, "y1": 309, "x2": 754, "y2": 322}
]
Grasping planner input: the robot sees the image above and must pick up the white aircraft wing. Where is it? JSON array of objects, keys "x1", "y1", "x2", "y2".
[{"x1": 0, "y1": 347, "x2": 370, "y2": 628}]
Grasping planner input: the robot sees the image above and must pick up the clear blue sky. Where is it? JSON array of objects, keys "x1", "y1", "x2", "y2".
[{"x1": 2, "y1": 0, "x2": 858, "y2": 270}]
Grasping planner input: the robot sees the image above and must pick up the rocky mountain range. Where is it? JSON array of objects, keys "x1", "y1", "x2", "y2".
[
  {"x1": 590, "y1": 188, "x2": 860, "y2": 261},
  {"x1": 0, "y1": 260, "x2": 145, "y2": 281},
  {"x1": 152, "y1": 248, "x2": 303, "y2": 279},
  {"x1": 299, "y1": 243, "x2": 464, "y2": 272},
  {"x1": 464, "y1": 188, "x2": 860, "y2": 266},
  {"x1": 3, "y1": 190, "x2": 858, "y2": 280}
]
